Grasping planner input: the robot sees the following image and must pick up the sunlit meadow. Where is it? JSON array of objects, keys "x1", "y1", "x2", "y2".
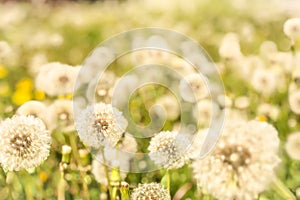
[{"x1": 0, "y1": 0, "x2": 300, "y2": 199}]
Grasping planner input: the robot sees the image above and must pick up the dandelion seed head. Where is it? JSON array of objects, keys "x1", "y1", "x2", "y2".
[
  {"x1": 148, "y1": 131, "x2": 189, "y2": 169},
  {"x1": 285, "y1": 132, "x2": 300, "y2": 161},
  {"x1": 77, "y1": 103, "x2": 127, "y2": 148},
  {"x1": 192, "y1": 120, "x2": 280, "y2": 200},
  {"x1": 283, "y1": 18, "x2": 300, "y2": 42},
  {"x1": 130, "y1": 183, "x2": 170, "y2": 200},
  {"x1": 0, "y1": 115, "x2": 51, "y2": 171}
]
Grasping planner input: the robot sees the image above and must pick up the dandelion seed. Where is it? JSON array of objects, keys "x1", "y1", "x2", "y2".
[{"x1": 0, "y1": 115, "x2": 51, "y2": 171}]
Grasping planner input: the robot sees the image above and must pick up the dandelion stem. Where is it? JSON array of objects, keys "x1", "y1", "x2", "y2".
[
  {"x1": 100, "y1": 148, "x2": 113, "y2": 199},
  {"x1": 272, "y1": 177, "x2": 296, "y2": 200},
  {"x1": 68, "y1": 133, "x2": 80, "y2": 163},
  {"x1": 167, "y1": 170, "x2": 171, "y2": 195},
  {"x1": 80, "y1": 171, "x2": 90, "y2": 200},
  {"x1": 1, "y1": 168, "x2": 13, "y2": 200},
  {"x1": 58, "y1": 163, "x2": 66, "y2": 200}
]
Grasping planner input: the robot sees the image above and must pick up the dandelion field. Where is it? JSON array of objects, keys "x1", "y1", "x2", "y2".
[{"x1": 0, "y1": 0, "x2": 300, "y2": 199}]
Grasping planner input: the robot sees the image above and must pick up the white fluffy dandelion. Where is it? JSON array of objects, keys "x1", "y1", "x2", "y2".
[
  {"x1": 192, "y1": 120, "x2": 280, "y2": 200},
  {"x1": 283, "y1": 18, "x2": 300, "y2": 42},
  {"x1": 285, "y1": 132, "x2": 300, "y2": 161},
  {"x1": 49, "y1": 99, "x2": 74, "y2": 132},
  {"x1": 154, "y1": 94, "x2": 180, "y2": 120},
  {"x1": 35, "y1": 62, "x2": 80, "y2": 96},
  {"x1": 148, "y1": 131, "x2": 190, "y2": 169},
  {"x1": 0, "y1": 115, "x2": 51, "y2": 171},
  {"x1": 16, "y1": 100, "x2": 53, "y2": 130},
  {"x1": 179, "y1": 73, "x2": 209, "y2": 103},
  {"x1": 130, "y1": 183, "x2": 170, "y2": 200},
  {"x1": 289, "y1": 90, "x2": 300, "y2": 114},
  {"x1": 76, "y1": 103, "x2": 128, "y2": 148},
  {"x1": 251, "y1": 68, "x2": 278, "y2": 96},
  {"x1": 86, "y1": 71, "x2": 117, "y2": 103},
  {"x1": 219, "y1": 33, "x2": 242, "y2": 60}
]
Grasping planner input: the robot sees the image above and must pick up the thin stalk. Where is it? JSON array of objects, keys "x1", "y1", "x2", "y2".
[
  {"x1": 68, "y1": 132, "x2": 90, "y2": 199},
  {"x1": 68, "y1": 133, "x2": 80, "y2": 163},
  {"x1": 100, "y1": 148, "x2": 113, "y2": 199},
  {"x1": 272, "y1": 177, "x2": 296, "y2": 200},
  {"x1": 167, "y1": 170, "x2": 171, "y2": 195},
  {"x1": 58, "y1": 163, "x2": 66, "y2": 200},
  {"x1": 1, "y1": 168, "x2": 13, "y2": 200},
  {"x1": 80, "y1": 171, "x2": 90, "y2": 200}
]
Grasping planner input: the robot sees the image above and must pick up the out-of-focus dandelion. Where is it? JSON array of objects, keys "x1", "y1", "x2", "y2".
[
  {"x1": 35, "y1": 62, "x2": 80, "y2": 96},
  {"x1": 86, "y1": 71, "x2": 116, "y2": 103},
  {"x1": 148, "y1": 131, "x2": 190, "y2": 169},
  {"x1": 179, "y1": 73, "x2": 209, "y2": 103},
  {"x1": 234, "y1": 96, "x2": 250, "y2": 110},
  {"x1": 154, "y1": 94, "x2": 180, "y2": 120},
  {"x1": 283, "y1": 18, "x2": 300, "y2": 43},
  {"x1": 49, "y1": 99, "x2": 74, "y2": 132},
  {"x1": 285, "y1": 132, "x2": 300, "y2": 160},
  {"x1": 16, "y1": 100, "x2": 52, "y2": 130},
  {"x1": 257, "y1": 103, "x2": 280, "y2": 121},
  {"x1": 219, "y1": 33, "x2": 242, "y2": 60},
  {"x1": 288, "y1": 90, "x2": 300, "y2": 114},
  {"x1": 251, "y1": 68, "x2": 278, "y2": 97},
  {"x1": 192, "y1": 120, "x2": 280, "y2": 200},
  {"x1": 130, "y1": 182, "x2": 170, "y2": 200},
  {"x1": 76, "y1": 103, "x2": 127, "y2": 148},
  {"x1": 0, "y1": 115, "x2": 51, "y2": 171}
]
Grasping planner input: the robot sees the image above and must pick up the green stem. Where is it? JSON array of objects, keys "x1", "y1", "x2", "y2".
[
  {"x1": 167, "y1": 170, "x2": 171, "y2": 195},
  {"x1": 1, "y1": 168, "x2": 13, "y2": 200},
  {"x1": 68, "y1": 133, "x2": 80, "y2": 163},
  {"x1": 58, "y1": 163, "x2": 66, "y2": 200},
  {"x1": 272, "y1": 177, "x2": 296, "y2": 200},
  {"x1": 80, "y1": 171, "x2": 90, "y2": 200},
  {"x1": 101, "y1": 148, "x2": 113, "y2": 199},
  {"x1": 68, "y1": 133, "x2": 91, "y2": 200}
]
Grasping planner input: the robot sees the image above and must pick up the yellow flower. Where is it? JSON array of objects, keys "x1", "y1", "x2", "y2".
[
  {"x1": 16, "y1": 78, "x2": 33, "y2": 91},
  {"x1": 12, "y1": 90, "x2": 32, "y2": 105},
  {"x1": 39, "y1": 171, "x2": 49, "y2": 183},
  {"x1": 34, "y1": 90, "x2": 45, "y2": 100},
  {"x1": 256, "y1": 115, "x2": 267, "y2": 122},
  {"x1": 0, "y1": 65, "x2": 8, "y2": 79}
]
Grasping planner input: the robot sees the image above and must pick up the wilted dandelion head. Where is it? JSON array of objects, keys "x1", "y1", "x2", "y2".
[
  {"x1": 0, "y1": 115, "x2": 51, "y2": 171},
  {"x1": 130, "y1": 183, "x2": 170, "y2": 200},
  {"x1": 192, "y1": 120, "x2": 280, "y2": 200},
  {"x1": 285, "y1": 132, "x2": 300, "y2": 161},
  {"x1": 76, "y1": 103, "x2": 127, "y2": 148},
  {"x1": 148, "y1": 131, "x2": 189, "y2": 169}
]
